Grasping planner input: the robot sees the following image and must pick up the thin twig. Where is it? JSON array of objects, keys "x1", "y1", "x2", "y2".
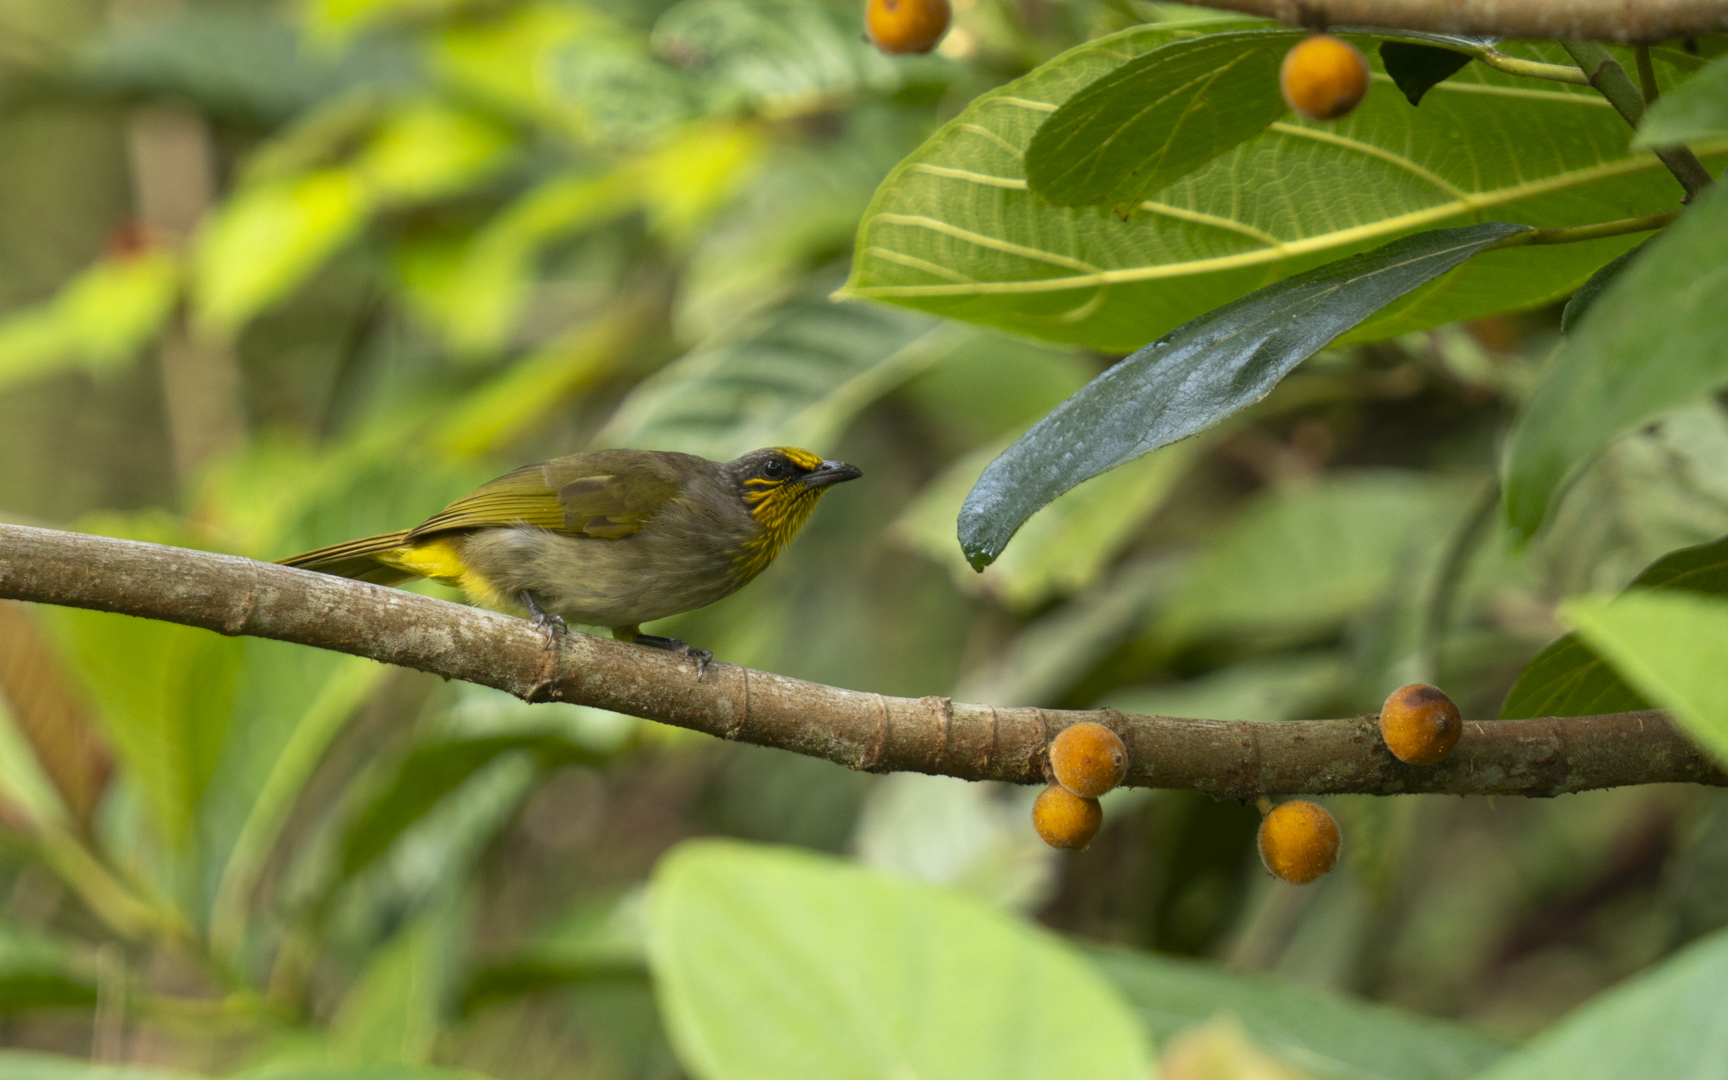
[
  {"x1": 1, "y1": 525, "x2": 1721, "y2": 797},
  {"x1": 1634, "y1": 44, "x2": 1662, "y2": 104},
  {"x1": 1563, "y1": 41, "x2": 1713, "y2": 200},
  {"x1": 1417, "y1": 479, "x2": 1500, "y2": 683},
  {"x1": 1476, "y1": 48, "x2": 1591, "y2": 85}
]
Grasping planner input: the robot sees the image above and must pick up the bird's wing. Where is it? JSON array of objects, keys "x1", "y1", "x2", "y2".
[{"x1": 407, "y1": 451, "x2": 686, "y2": 541}]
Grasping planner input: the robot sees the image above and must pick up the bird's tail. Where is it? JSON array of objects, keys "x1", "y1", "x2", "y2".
[{"x1": 277, "y1": 530, "x2": 417, "y2": 585}]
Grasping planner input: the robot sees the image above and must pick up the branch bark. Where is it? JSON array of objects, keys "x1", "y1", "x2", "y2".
[
  {"x1": 1193, "y1": 0, "x2": 1728, "y2": 42},
  {"x1": 1, "y1": 524, "x2": 1722, "y2": 798}
]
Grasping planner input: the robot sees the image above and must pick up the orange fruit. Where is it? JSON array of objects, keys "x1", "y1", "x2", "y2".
[
  {"x1": 1049, "y1": 721, "x2": 1129, "y2": 799},
  {"x1": 866, "y1": 0, "x2": 951, "y2": 55},
  {"x1": 1257, "y1": 800, "x2": 1340, "y2": 884},
  {"x1": 1032, "y1": 784, "x2": 1103, "y2": 850},
  {"x1": 1280, "y1": 34, "x2": 1369, "y2": 121},
  {"x1": 1380, "y1": 683, "x2": 1463, "y2": 765}
]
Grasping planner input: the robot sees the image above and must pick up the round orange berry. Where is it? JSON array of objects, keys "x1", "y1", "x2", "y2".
[
  {"x1": 1257, "y1": 800, "x2": 1340, "y2": 885},
  {"x1": 1380, "y1": 683, "x2": 1462, "y2": 765},
  {"x1": 1032, "y1": 784, "x2": 1103, "y2": 850},
  {"x1": 1049, "y1": 721, "x2": 1129, "y2": 798},
  {"x1": 865, "y1": 0, "x2": 951, "y2": 55},
  {"x1": 1279, "y1": 34, "x2": 1370, "y2": 121}
]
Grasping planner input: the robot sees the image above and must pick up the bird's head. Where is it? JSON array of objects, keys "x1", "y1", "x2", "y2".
[{"x1": 727, "y1": 447, "x2": 862, "y2": 577}]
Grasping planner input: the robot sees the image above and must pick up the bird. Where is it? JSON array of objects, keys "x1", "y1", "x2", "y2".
[{"x1": 278, "y1": 446, "x2": 862, "y2": 674}]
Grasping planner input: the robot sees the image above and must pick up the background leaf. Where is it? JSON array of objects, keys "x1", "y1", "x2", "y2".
[
  {"x1": 1634, "y1": 53, "x2": 1728, "y2": 148},
  {"x1": 1503, "y1": 178, "x2": 1728, "y2": 540},
  {"x1": 956, "y1": 223, "x2": 1523, "y2": 569},
  {"x1": 648, "y1": 840, "x2": 1151, "y2": 1080},
  {"x1": 1379, "y1": 41, "x2": 1473, "y2": 107},
  {"x1": 1470, "y1": 927, "x2": 1728, "y2": 1080}
]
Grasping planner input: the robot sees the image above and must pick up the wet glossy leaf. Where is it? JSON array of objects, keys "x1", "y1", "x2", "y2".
[{"x1": 958, "y1": 223, "x2": 1524, "y2": 569}]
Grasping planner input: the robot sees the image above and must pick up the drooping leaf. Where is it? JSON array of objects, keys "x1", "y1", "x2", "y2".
[
  {"x1": 843, "y1": 26, "x2": 1716, "y2": 352},
  {"x1": 1024, "y1": 29, "x2": 1295, "y2": 209},
  {"x1": 1469, "y1": 926, "x2": 1728, "y2": 1080},
  {"x1": 1379, "y1": 41, "x2": 1473, "y2": 106},
  {"x1": 1090, "y1": 945, "x2": 1510, "y2": 1080},
  {"x1": 0, "y1": 602, "x2": 111, "y2": 830},
  {"x1": 1502, "y1": 533, "x2": 1728, "y2": 719},
  {"x1": 1562, "y1": 592, "x2": 1728, "y2": 766},
  {"x1": 958, "y1": 222, "x2": 1525, "y2": 569},
  {"x1": 648, "y1": 840, "x2": 1151, "y2": 1080},
  {"x1": 1560, "y1": 239, "x2": 1647, "y2": 334},
  {"x1": 596, "y1": 282, "x2": 957, "y2": 460},
  {"x1": 1634, "y1": 52, "x2": 1728, "y2": 148},
  {"x1": 1503, "y1": 177, "x2": 1728, "y2": 541}
]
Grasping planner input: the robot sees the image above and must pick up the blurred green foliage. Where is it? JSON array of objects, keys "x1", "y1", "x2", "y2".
[{"x1": 0, "y1": 0, "x2": 1727, "y2": 1078}]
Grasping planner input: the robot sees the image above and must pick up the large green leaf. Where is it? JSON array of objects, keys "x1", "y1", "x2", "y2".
[
  {"x1": 1503, "y1": 177, "x2": 1728, "y2": 540},
  {"x1": 1563, "y1": 591, "x2": 1728, "y2": 766},
  {"x1": 1090, "y1": 946, "x2": 1510, "y2": 1080},
  {"x1": 1025, "y1": 29, "x2": 1295, "y2": 209},
  {"x1": 648, "y1": 840, "x2": 1151, "y2": 1080},
  {"x1": 955, "y1": 222, "x2": 1523, "y2": 567},
  {"x1": 842, "y1": 27, "x2": 1718, "y2": 352},
  {"x1": 1470, "y1": 926, "x2": 1728, "y2": 1080},
  {"x1": 1635, "y1": 53, "x2": 1728, "y2": 148},
  {"x1": 1501, "y1": 533, "x2": 1728, "y2": 719}
]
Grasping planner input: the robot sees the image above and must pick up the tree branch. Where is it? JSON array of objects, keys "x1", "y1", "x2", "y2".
[
  {"x1": 1194, "y1": 0, "x2": 1728, "y2": 42},
  {"x1": 1, "y1": 524, "x2": 1721, "y2": 798}
]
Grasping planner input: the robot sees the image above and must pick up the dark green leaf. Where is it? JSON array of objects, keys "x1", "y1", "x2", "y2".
[
  {"x1": 1024, "y1": 30, "x2": 1295, "y2": 209},
  {"x1": 1090, "y1": 946, "x2": 1510, "y2": 1080},
  {"x1": 340, "y1": 735, "x2": 603, "y2": 878},
  {"x1": 0, "y1": 974, "x2": 96, "y2": 1012},
  {"x1": 958, "y1": 221, "x2": 1527, "y2": 569},
  {"x1": 1379, "y1": 41, "x2": 1472, "y2": 106},
  {"x1": 1503, "y1": 533, "x2": 1728, "y2": 718},
  {"x1": 459, "y1": 955, "x2": 650, "y2": 1015},
  {"x1": 1503, "y1": 179, "x2": 1728, "y2": 540},
  {"x1": 1560, "y1": 240, "x2": 1648, "y2": 334}
]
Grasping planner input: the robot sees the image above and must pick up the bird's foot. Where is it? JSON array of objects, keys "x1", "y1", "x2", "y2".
[
  {"x1": 629, "y1": 633, "x2": 713, "y2": 680},
  {"x1": 519, "y1": 590, "x2": 566, "y2": 650}
]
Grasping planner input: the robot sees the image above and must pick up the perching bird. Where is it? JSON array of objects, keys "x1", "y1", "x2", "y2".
[{"x1": 279, "y1": 446, "x2": 862, "y2": 672}]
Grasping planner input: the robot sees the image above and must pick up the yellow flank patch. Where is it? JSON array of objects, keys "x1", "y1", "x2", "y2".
[{"x1": 377, "y1": 539, "x2": 509, "y2": 610}]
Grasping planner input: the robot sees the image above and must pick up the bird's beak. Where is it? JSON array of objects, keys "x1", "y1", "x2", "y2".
[{"x1": 801, "y1": 459, "x2": 863, "y2": 489}]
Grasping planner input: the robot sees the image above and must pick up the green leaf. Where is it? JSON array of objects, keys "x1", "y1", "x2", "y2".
[
  {"x1": 1563, "y1": 591, "x2": 1728, "y2": 765},
  {"x1": 1635, "y1": 52, "x2": 1728, "y2": 148},
  {"x1": 232, "y1": 1066, "x2": 486, "y2": 1080},
  {"x1": 957, "y1": 222, "x2": 1524, "y2": 569},
  {"x1": 1090, "y1": 945, "x2": 1510, "y2": 1080},
  {"x1": 1379, "y1": 41, "x2": 1473, "y2": 106},
  {"x1": 843, "y1": 27, "x2": 1716, "y2": 352},
  {"x1": 648, "y1": 840, "x2": 1151, "y2": 1080},
  {"x1": 192, "y1": 169, "x2": 370, "y2": 333},
  {"x1": 460, "y1": 954, "x2": 649, "y2": 1015},
  {"x1": 1559, "y1": 239, "x2": 1646, "y2": 334},
  {"x1": 351, "y1": 102, "x2": 514, "y2": 206},
  {"x1": 1501, "y1": 533, "x2": 1728, "y2": 719},
  {"x1": 1503, "y1": 177, "x2": 1728, "y2": 541},
  {"x1": 1024, "y1": 29, "x2": 1295, "y2": 209},
  {"x1": 340, "y1": 735, "x2": 601, "y2": 879},
  {"x1": 0, "y1": 1053, "x2": 192, "y2": 1079},
  {"x1": 328, "y1": 901, "x2": 465, "y2": 1067},
  {"x1": 1156, "y1": 473, "x2": 1470, "y2": 645},
  {"x1": 0, "y1": 251, "x2": 180, "y2": 391},
  {"x1": 596, "y1": 282, "x2": 958, "y2": 460},
  {"x1": 1469, "y1": 925, "x2": 1728, "y2": 1080}
]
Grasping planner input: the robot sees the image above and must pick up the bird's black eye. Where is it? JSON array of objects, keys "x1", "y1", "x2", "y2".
[{"x1": 760, "y1": 458, "x2": 788, "y2": 480}]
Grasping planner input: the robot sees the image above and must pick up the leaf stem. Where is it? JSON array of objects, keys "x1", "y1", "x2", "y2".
[
  {"x1": 1417, "y1": 479, "x2": 1499, "y2": 684},
  {"x1": 1488, "y1": 208, "x2": 1679, "y2": 251},
  {"x1": 1634, "y1": 43, "x2": 1661, "y2": 104},
  {"x1": 1563, "y1": 41, "x2": 1712, "y2": 199},
  {"x1": 1476, "y1": 47, "x2": 1591, "y2": 85}
]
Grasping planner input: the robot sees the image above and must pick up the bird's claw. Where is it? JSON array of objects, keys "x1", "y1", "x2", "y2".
[
  {"x1": 519, "y1": 591, "x2": 566, "y2": 651},
  {"x1": 684, "y1": 646, "x2": 713, "y2": 681}
]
